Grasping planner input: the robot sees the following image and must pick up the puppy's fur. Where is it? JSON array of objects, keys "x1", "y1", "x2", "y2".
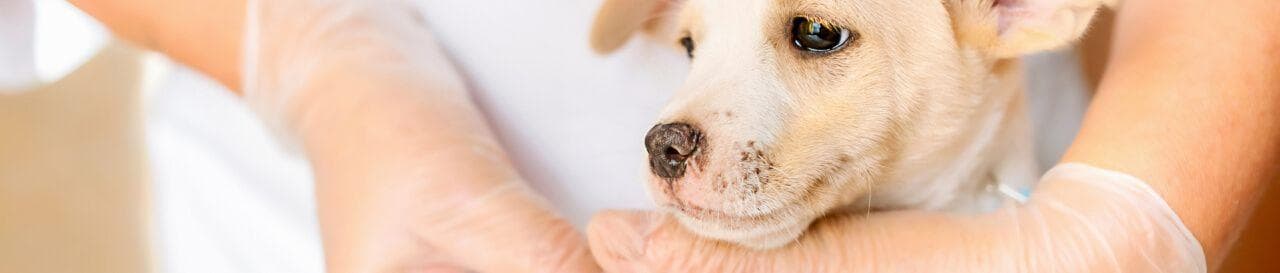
[{"x1": 593, "y1": 0, "x2": 1112, "y2": 249}]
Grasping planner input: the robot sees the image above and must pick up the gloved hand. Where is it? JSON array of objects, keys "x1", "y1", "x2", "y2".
[
  {"x1": 241, "y1": 0, "x2": 599, "y2": 272},
  {"x1": 587, "y1": 163, "x2": 1206, "y2": 273}
]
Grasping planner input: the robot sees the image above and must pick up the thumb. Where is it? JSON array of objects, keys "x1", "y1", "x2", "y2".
[
  {"x1": 421, "y1": 184, "x2": 602, "y2": 273},
  {"x1": 586, "y1": 210, "x2": 767, "y2": 273},
  {"x1": 585, "y1": 211, "x2": 657, "y2": 273}
]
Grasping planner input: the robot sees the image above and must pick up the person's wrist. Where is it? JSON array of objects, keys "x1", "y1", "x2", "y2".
[
  {"x1": 295, "y1": 85, "x2": 539, "y2": 272},
  {"x1": 243, "y1": 0, "x2": 468, "y2": 142},
  {"x1": 1000, "y1": 164, "x2": 1207, "y2": 272},
  {"x1": 278, "y1": 50, "x2": 477, "y2": 147}
]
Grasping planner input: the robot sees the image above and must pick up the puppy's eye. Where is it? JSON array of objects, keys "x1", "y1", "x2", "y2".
[
  {"x1": 679, "y1": 36, "x2": 695, "y2": 58},
  {"x1": 790, "y1": 17, "x2": 855, "y2": 53}
]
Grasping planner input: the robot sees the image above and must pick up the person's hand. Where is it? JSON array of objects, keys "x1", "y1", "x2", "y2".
[
  {"x1": 242, "y1": 0, "x2": 599, "y2": 272},
  {"x1": 587, "y1": 164, "x2": 1206, "y2": 273}
]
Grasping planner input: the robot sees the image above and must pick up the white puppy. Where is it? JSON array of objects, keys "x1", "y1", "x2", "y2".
[{"x1": 592, "y1": 0, "x2": 1112, "y2": 249}]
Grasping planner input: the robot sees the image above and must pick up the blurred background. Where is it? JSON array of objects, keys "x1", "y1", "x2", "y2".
[
  {"x1": 1, "y1": 1, "x2": 320, "y2": 272},
  {"x1": 0, "y1": 2, "x2": 1273, "y2": 273}
]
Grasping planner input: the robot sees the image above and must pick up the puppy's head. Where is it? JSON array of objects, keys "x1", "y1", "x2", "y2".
[{"x1": 593, "y1": 0, "x2": 1109, "y2": 249}]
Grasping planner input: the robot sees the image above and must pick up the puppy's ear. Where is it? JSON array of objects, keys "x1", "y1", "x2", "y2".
[
  {"x1": 589, "y1": 0, "x2": 680, "y2": 54},
  {"x1": 953, "y1": 0, "x2": 1115, "y2": 58}
]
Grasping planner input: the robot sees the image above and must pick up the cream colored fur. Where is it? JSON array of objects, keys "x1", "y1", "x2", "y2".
[{"x1": 592, "y1": 0, "x2": 1111, "y2": 249}]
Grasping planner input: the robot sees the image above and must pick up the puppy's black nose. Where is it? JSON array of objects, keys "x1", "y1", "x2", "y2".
[{"x1": 645, "y1": 123, "x2": 702, "y2": 179}]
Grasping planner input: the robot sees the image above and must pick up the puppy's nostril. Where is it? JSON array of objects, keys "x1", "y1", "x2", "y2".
[
  {"x1": 664, "y1": 147, "x2": 684, "y2": 160},
  {"x1": 645, "y1": 123, "x2": 703, "y2": 179}
]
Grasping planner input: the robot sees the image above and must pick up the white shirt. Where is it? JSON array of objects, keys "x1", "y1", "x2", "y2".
[{"x1": 415, "y1": 1, "x2": 687, "y2": 225}]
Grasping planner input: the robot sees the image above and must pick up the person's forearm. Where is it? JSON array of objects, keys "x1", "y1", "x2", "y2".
[
  {"x1": 69, "y1": 1, "x2": 599, "y2": 271},
  {"x1": 68, "y1": 0, "x2": 244, "y2": 90},
  {"x1": 1063, "y1": 0, "x2": 1280, "y2": 269}
]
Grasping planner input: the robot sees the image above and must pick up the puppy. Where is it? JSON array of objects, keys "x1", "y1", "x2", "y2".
[{"x1": 592, "y1": 0, "x2": 1112, "y2": 249}]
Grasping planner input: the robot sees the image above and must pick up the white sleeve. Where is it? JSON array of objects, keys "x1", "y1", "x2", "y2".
[{"x1": 0, "y1": 0, "x2": 37, "y2": 92}]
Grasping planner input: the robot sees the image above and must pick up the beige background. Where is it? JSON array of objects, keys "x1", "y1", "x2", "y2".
[{"x1": 0, "y1": 41, "x2": 151, "y2": 273}]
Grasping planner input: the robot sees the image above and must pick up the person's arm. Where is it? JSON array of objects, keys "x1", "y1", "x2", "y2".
[
  {"x1": 66, "y1": 1, "x2": 601, "y2": 272},
  {"x1": 67, "y1": 0, "x2": 244, "y2": 90},
  {"x1": 1062, "y1": 0, "x2": 1280, "y2": 268}
]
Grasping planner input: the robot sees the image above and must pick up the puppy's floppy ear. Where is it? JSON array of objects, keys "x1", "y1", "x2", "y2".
[
  {"x1": 589, "y1": 0, "x2": 680, "y2": 54},
  {"x1": 953, "y1": 0, "x2": 1115, "y2": 58}
]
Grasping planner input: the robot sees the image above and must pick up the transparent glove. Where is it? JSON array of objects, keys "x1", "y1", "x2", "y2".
[
  {"x1": 587, "y1": 163, "x2": 1206, "y2": 273},
  {"x1": 242, "y1": 0, "x2": 599, "y2": 272}
]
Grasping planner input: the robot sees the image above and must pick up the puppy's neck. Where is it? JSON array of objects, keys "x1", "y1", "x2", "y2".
[{"x1": 867, "y1": 56, "x2": 1038, "y2": 212}]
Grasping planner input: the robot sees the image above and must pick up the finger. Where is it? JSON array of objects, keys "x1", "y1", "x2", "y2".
[
  {"x1": 406, "y1": 251, "x2": 469, "y2": 273},
  {"x1": 585, "y1": 211, "x2": 654, "y2": 273},
  {"x1": 587, "y1": 210, "x2": 770, "y2": 273},
  {"x1": 404, "y1": 244, "x2": 469, "y2": 273},
  {"x1": 586, "y1": 210, "x2": 984, "y2": 273},
  {"x1": 319, "y1": 233, "x2": 469, "y2": 273},
  {"x1": 345, "y1": 140, "x2": 602, "y2": 273},
  {"x1": 416, "y1": 264, "x2": 469, "y2": 273},
  {"x1": 412, "y1": 180, "x2": 601, "y2": 273}
]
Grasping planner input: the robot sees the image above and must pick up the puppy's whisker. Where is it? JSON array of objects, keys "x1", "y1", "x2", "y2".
[{"x1": 865, "y1": 191, "x2": 872, "y2": 219}]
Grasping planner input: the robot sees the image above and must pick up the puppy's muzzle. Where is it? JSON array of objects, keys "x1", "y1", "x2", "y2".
[{"x1": 645, "y1": 123, "x2": 702, "y2": 178}]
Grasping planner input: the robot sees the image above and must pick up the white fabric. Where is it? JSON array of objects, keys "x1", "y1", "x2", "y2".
[
  {"x1": 413, "y1": 1, "x2": 687, "y2": 226},
  {"x1": 0, "y1": 0, "x2": 37, "y2": 91},
  {"x1": 147, "y1": 64, "x2": 324, "y2": 273},
  {"x1": 0, "y1": 0, "x2": 109, "y2": 93},
  {"x1": 1024, "y1": 50, "x2": 1091, "y2": 172}
]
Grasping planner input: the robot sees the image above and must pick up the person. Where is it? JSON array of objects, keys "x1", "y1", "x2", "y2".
[{"x1": 66, "y1": 0, "x2": 1280, "y2": 272}]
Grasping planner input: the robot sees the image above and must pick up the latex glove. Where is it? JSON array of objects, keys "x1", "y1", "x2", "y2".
[
  {"x1": 588, "y1": 163, "x2": 1206, "y2": 273},
  {"x1": 242, "y1": 0, "x2": 599, "y2": 272}
]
